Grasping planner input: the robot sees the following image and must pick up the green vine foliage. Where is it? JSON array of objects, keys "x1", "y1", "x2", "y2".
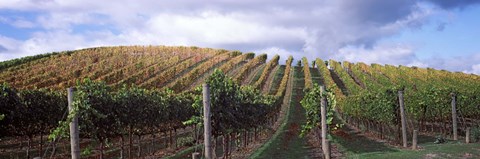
[
  {"x1": 184, "y1": 86, "x2": 204, "y2": 127},
  {"x1": 18, "y1": 89, "x2": 66, "y2": 139},
  {"x1": 300, "y1": 83, "x2": 336, "y2": 136},
  {"x1": 187, "y1": 69, "x2": 276, "y2": 137},
  {"x1": 116, "y1": 85, "x2": 158, "y2": 135},
  {"x1": 1, "y1": 83, "x2": 66, "y2": 139},
  {"x1": 50, "y1": 78, "x2": 196, "y2": 143},
  {"x1": 341, "y1": 87, "x2": 401, "y2": 125},
  {"x1": 0, "y1": 83, "x2": 22, "y2": 137},
  {"x1": 50, "y1": 79, "x2": 116, "y2": 141}
]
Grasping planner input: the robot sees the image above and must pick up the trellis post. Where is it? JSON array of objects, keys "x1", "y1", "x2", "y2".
[
  {"x1": 321, "y1": 86, "x2": 330, "y2": 159},
  {"x1": 451, "y1": 93, "x2": 458, "y2": 140},
  {"x1": 398, "y1": 90, "x2": 407, "y2": 148},
  {"x1": 68, "y1": 88, "x2": 80, "y2": 159},
  {"x1": 203, "y1": 84, "x2": 212, "y2": 159}
]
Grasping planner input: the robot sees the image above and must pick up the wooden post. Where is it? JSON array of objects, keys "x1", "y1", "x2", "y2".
[
  {"x1": 68, "y1": 88, "x2": 80, "y2": 159},
  {"x1": 320, "y1": 86, "x2": 330, "y2": 159},
  {"x1": 325, "y1": 139, "x2": 331, "y2": 159},
  {"x1": 412, "y1": 130, "x2": 418, "y2": 150},
  {"x1": 192, "y1": 152, "x2": 200, "y2": 159},
  {"x1": 451, "y1": 93, "x2": 458, "y2": 141},
  {"x1": 203, "y1": 84, "x2": 213, "y2": 159},
  {"x1": 398, "y1": 91, "x2": 408, "y2": 148},
  {"x1": 466, "y1": 127, "x2": 470, "y2": 144}
]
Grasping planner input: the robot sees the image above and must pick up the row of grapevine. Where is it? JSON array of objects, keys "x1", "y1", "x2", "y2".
[
  {"x1": 354, "y1": 62, "x2": 392, "y2": 87},
  {"x1": 253, "y1": 55, "x2": 280, "y2": 90},
  {"x1": 95, "y1": 54, "x2": 180, "y2": 85},
  {"x1": 194, "y1": 70, "x2": 277, "y2": 137},
  {"x1": 329, "y1": 60, "x2": 363, "y2": 95},
  {"x1": 243, "y1": 64, "x2": 266, "y2": 85},
  {"x1": 0, "y1": 68, "x2": 282, "y2": 158},
  {"x1": 139, "y1": 54, "x2": 214, "y2": 89},
  {"x1": 329, "y1": 59, "x2": 480, "y2": 142},
  {"x1": 299, "y1": 57, "x2": 336, "y2": 138},
  {"x1": 373, "y1": 63, "x2": 480, "y2": 120},
  {"x1": 234, "y1": 54, "x2": 267, "y2": 83},
  {"x1": 217, "y1": 52, "x2": 254, "y2": 72},
  {"x1": 168, "y1": 52, "x2": 237, "y2": 92},
  {"x1": 0, "y1": 51, "x2": 62, "y2": 71},
  {"x1": 262, "y1": 65, "x2": 280, "y2": 94},
  {"x1": 0, "y1": 83, "x2": 66, "y2": 158},
  {"x1": 343, "y1": 62, "x2": 400, "y2": 125},
  {"x1": 342, "y1": 61, "x2": 368, "y2": 89},
  {"x1": 301, "y1": 57, "x2": 313, "y2": 90},
  {"x1": 5, "y1": 49, "x2": 106, "y2": 89},
  {"x1": 275, "y1": 56, "x2": 293, "y2": 98},
  {"x1": 16, "y1": 47, "x2": 152, "y2": 88},
  {"x1": 1, "y1": 62, "x2": 284, "y2": 158},
  {"x1": 315, "y1": 58, "x2": 343, "y2": 98},
  {"x1": 0, "y1": 46, "x2": 223, "y2": 90},
  {"x1": 55, "y1": 79, "x2": 195, "y2": 158},
  {"x1": 1, "y1": 50, "x2": 78, "y2": 82},
  {"x1": 185, "y1": 52, "x2": 255, "y2": 91},
  {"x1": 300, "y1": 83, "x2": 336, "y2": 136},
  {"x1": 110, "y1": 55, "x2": 187, "y2": 88}
]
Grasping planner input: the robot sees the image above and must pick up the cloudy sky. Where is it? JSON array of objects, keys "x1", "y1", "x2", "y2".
[{"x1": 1, "y1": 0, "x2": 480, "y2": 74}]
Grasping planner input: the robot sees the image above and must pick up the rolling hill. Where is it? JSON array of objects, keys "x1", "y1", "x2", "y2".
[{"x1": 1, "y1": 45, "x2": 479, "y2": 158}]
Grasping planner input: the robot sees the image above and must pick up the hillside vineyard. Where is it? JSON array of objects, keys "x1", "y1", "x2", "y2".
[{"x1": 0, "y1": 46, "x2": 479, "y2": 158}]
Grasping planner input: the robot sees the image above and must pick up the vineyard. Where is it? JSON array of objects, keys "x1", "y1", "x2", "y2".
[{"x1": 1, "y1": 46, "x2": 480, "y2": 159}]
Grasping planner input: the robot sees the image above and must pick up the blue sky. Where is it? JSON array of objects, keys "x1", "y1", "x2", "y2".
[
  {"x1": 0, "y1": 0, "x2": 479, "y2": 74},
  {"x1": 389, "y1": 6, "x2": 480, "y2": 59}
]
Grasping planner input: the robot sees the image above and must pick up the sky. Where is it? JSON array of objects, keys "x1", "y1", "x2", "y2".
[{"x1": 0, "y1": 0, "x2": 480, "y2": 74}]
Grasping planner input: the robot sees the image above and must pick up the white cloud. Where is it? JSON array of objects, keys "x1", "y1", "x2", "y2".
[
  {"x1": 11, "y1": 19, "x2": 35, "y2": 28},
  {"x1": 406, "y1": 61, "x2": 429, "y2": 68},
  {"x1": 470, "y1": 64, "x2": 480, "y2": 74},
  {"x1": 335, "y1": 43, "x2": 420, "y2": 65},
  {"x1": 21, "y1": 31, "x2": 87, "y2": 53},
  {"x1": 0, "y1": 0, "x2": 433, "y2": 60},
  {"x1": 1, "y1": 30, "x2": 118, "y2": 61},
  {"x1": 253, "y1": 47, "x2": 294, "y2": 64},
  {"x1": 143, "y1": 12, "x2": 308, "y2": 46},
  {"x1": 0, "y1": 35, "x2": 23, "y2": 61},
  {"x1": 0, "y1": 16, "x2": 35, "y2": 28},
  {"x1": 36, "y1": 12, "x2": 97, "y2": 29},
  {"x1": 425, "y1": 53, "x2": 480, "y2": 74},
  {"x1": 0, "y1": 0, "x2": 478, "y2": 75}
]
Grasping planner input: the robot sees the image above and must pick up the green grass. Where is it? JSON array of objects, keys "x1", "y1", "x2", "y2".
[
  {"x1": 249, "y1": 96, "x2": 292, "y2": 158},
  {"x1": 163, "y1": 145, "x2": 203, "y2": 159},
  {"x1": 268, "y1": 65, "x2": 286, "y2": 95},
  {"x1": 310, "y1": 67, "x2": 324, "y2": 86},
  {"x1": 250, "y1": 67, "x2": 312, "y2": 159},
  {"x1": 358, "y1": 141, "x2": 480, "y2": 159},
  {"x1": 331, "y1": 114, "x2": 480, "y2": 159},
  {"x1": 249, "y1": 65, "x2": 266, "y2": 85},
  {"x1": 331, "y1": 125, "x2": 397, "y2": 157}
]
